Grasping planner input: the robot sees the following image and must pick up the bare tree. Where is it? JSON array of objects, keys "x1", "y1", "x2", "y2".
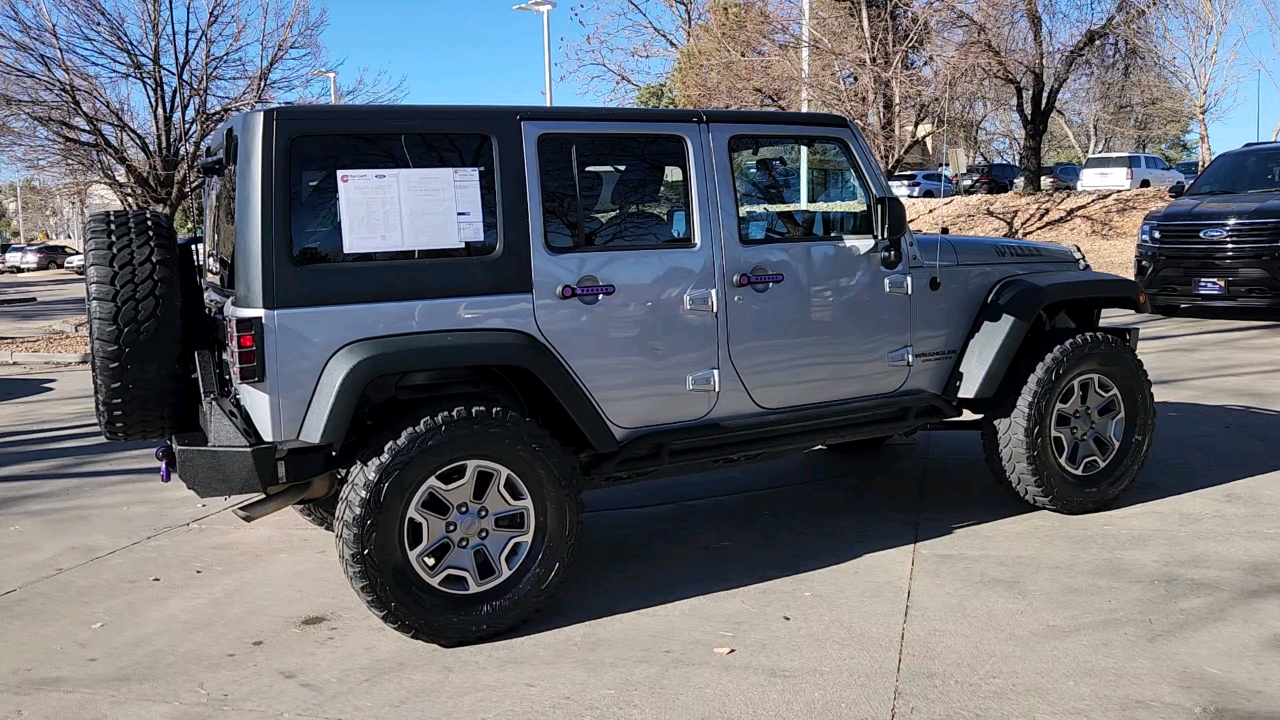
[
  {"x1": 1150, "y1": 0, "x2": 1250, "y2": 169},
  {"x1": 564, "y1": 0, "x2": 707, "y2": 103},
  {"x1": 0, "y1": 0, "x2": 406, "y2": 217},
  {"x1": 946, "y1": 0, "x2": 1155, "y2": 190}
]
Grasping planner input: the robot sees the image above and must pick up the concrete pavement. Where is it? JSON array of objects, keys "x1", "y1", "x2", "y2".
[{"x1": 0, "y1": 309, "x2": 1277, "y2": 720}]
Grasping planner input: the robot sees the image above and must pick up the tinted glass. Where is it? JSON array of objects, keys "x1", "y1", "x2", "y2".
[
  {"x1": 889, "y1": 174, "x2": 918, "y2": 181},
  {"x1": 729, "y1": 136, "x2": 872, "y2": 242},
  {"x1": 1060, "y1": 167, "x2": 1079, "y2": 180},
  {"x1": 538, "y1": 134, "x2": 692, "y2": 251},
  {"x1": 1143, "y1": 156, "x2": 1158, "y2": 169},
  {"x1": 1175, "y1": 161, "x2": 1199, "y2": 175},
  {"x1": 289, "y1": 134, "x2": 497, "y2": 265},
  {"x1": 1084, "y1": 156, "x2": 1129, "y2": 169},
  {"x1": 924, "y1": 173, "x2": 941, "y2": 182},
  {"x1": 204, "y1": 143, "x2": 237, "y2": 288},
  {"x1": 1188, "y1": 149, "x2": 1280, "y2": 195}
]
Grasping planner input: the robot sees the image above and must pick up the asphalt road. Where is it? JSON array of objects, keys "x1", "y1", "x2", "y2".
[
  {"x1": 0, "y1": 271, "x2": 87, "y2": 338},
  {"x1": 1, "y1": 309, "x2": 1278, "y2": 720}
]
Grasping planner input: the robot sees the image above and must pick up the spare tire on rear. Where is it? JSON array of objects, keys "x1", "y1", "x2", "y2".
[{"x1": 86, "y1": 210, "x2": 194, "y2": 441}]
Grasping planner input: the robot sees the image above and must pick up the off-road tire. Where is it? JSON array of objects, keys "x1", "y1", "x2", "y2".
[
  {"x1": 294, "y1": 495, "x2": 338, "y2": 530},
  {"x1": 85, "y1": 210, "x2": 193, "y2": 441},
  {"x1": 827, "y1": 436, "x2": 893, "y2": 454},
  {"x1": 981, "y1": 331, "x2": 1155, "y2": 514},
  {"x1": 335, "y1": 406, "x2": 583, "y2": 646}
]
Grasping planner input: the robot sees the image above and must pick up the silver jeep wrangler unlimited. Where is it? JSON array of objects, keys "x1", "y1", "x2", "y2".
[{"x1": 85, "y1": 106, "x2": 1154, "y2": 646}]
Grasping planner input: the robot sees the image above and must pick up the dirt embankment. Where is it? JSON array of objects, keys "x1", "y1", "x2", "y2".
[{"x1": 904, "y1": 188, "x2": 1171, "y2": 277}]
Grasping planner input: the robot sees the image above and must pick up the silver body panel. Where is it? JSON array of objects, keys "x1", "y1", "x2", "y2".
[
  {"x1": 708, "y1": 123, "x2": 911, "y2": 409},
  {"x1": 228, "y1": 118, "x2": 1087, "y2": 448},
  {"x1": 521, "y1": 121, "x2": 722, "y2": 429}
]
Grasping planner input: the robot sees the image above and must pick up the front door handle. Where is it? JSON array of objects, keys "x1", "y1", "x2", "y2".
[{"x1": 557, "y1": 275, "x2": 615, "y2": 305}]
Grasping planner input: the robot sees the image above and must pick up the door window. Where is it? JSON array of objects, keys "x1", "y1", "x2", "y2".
[
  {"x1": 537, "y1": 134, "x2": 693, "y2": 252},
  {"x1": 1144, "y1": 156, "x2": 1160, "y2": 170},
  {"x1": 728, "y1": 136, "x2": 872, "y2": 242}
]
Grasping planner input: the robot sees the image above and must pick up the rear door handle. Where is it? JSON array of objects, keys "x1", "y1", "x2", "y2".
[
  {"x1": 557, "y1": 282, "x2": 616, "y2": 300},
  {"x1": 733, "y1": 272, "x2": 784, "y2": 288}
]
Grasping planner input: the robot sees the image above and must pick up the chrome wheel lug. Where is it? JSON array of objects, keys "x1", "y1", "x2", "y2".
[
  {"x1": 478, "y1": 529, "x2": 489, "y2": 540},
  {"x1": 477, "y1": 507, "x2": 488, "y2": 519},
  {"x1": 444, "y1": 521, "x2": 457, "y2": 533},
  {"x1": 457, "y1": 537, "x2": 469, "y2": 549},
  {"x1": 456, "y1": 502, "x2": 469, "y2": 515}
]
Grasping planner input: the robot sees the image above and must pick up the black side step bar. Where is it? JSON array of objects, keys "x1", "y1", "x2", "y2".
[{"x1": 586, "y1": 391, "x2": 959, "y2": 480}]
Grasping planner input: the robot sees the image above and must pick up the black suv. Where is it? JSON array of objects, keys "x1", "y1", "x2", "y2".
[
  {"x1": 957, "y1": 163, "x2": 1021, "y2": 194},
  {"x1": 1137, "y1": 143, "x2": 1280, "y2": 313}
]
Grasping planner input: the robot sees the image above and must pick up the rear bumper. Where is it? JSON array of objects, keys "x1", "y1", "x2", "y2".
[
  {"x1": 1136, "y1": 244, "x2": 1280, "y2": 307},
  {"x1": 170, "y1": 400, "x2": 334, "y2": 498}
]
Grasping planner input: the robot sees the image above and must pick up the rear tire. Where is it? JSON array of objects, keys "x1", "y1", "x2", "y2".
[
  {"x1": 294, "y1": 496, "x2": 338, "y2": 530},
  {"x1": 981, "y1": 332, "x2": 1154, "y2": 514},
  {"x1": 922, "y1": 190, "x2": 935, "y2": 199},
  {"x1": 85, "y1": 210, "x2": 194, "y2": 441},
  {"x1": 1140, "y1": 180, "x2": 1151, "y2": 188},
  {"x1": 335, "y1": 406, "x2": 582, "y2": 646},
  {"x1": 46, "y1": 261, "x2": 57, "y2": 270}
]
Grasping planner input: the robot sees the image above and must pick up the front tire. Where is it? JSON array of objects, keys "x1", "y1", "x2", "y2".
[
  {"x1": 981, "y1": 332, "x2": 1154, "y2": 514},
  {"x1": 335, "y1": 407, "x2": 582, "y2": 646}
]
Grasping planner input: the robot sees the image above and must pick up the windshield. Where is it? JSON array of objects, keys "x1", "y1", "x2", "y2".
[
  {"x1": 1175, "y1": 161, "x2": 1198, "y2": 175},
  {"x1": 1188, "y1": 150, "x2": 1280, "y2": 195}
]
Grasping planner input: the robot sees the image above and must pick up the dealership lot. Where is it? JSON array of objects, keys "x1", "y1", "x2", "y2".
[{"x1": 1, "y1": 308, "x2": 1278, "y2": 720}]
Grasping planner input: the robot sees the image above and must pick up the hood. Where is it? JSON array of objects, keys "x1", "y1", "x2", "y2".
[
  {"x1": 914, "y1": 234, "x2": 1078, "y2": 266},
  {"x1": 1146, "y1": 192, "x2": 1280, "y2": 223}
]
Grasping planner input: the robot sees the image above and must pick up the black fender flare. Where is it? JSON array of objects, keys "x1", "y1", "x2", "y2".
[
  {"x1": 297, "y1": 330, "x2": 618, "y2": 452},
  {"x1": 948, "y1": 270, "x2": 1149, "y2": 400}
]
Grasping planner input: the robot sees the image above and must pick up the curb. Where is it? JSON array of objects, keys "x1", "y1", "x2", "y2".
[{"x1": 0, "y1": 351, "x2": 90, "y2": 364}]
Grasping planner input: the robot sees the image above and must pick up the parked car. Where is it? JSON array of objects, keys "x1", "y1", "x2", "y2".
[
  {"x1": 1173, "y1": 161, "x2": 1200, "y2": 185},
  {"x1": 1078, "y1": 153, "x2": 1183, "y2": 191},
  {"x1": 1137, "y1": 142, "x2": 1280, "y2": 313},
  {"x1": 1014, "y1": 164, "x2": 1081, "y2": 192},
  {"x1": 84, "y1": 105, "x2": 1155, "y2": 648},
  {"x1": 19, "y1": 244, "x2": 79, "y2": 271},
  {"x1": 65, "y1": 253, "x2": 85, "y2": 275},
  {"x1": 3, "y1": 244, "x2": 27, "y2": 273},
  {"x1": 888, "y1": 171, "x2": 952, "y2": 198},
  {"x1": 955, "y1": 163, "x2": 1021, "y2": 194}
]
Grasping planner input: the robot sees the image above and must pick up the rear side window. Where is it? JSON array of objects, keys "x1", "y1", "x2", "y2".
[
  {"x1": 729, "y1": 136, "x2": 872, "y2": 242},
  {"x1": 537, "y1": 134, "x2": 693, "y2": 251},
  {"x1": 289, "y1": 134, "x2": 498, "y2": 265}
]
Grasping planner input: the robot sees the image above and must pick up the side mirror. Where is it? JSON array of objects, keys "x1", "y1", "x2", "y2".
[
  {"x1": 1168, "y1": 182, "x2": 1185, "y2": 199},
  {"x1": 876, "y1": 195, "x2": 909, "y2": 269}
]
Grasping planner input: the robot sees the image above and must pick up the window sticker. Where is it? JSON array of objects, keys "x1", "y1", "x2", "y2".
[{"x1": 336, "y1": 168, "x2": 483, "y2": 253}]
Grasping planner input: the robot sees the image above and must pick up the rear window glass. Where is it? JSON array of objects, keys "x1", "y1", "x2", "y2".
[
  {"x1": 1083, "y1": 156, "x2": 1137, "y2": 169},
  {"x1": 890, "y1": 174, "x2": 918, "y2": 181},
  {"x1": 289, "y1": 134, "x2": 498, "y2": 265}
]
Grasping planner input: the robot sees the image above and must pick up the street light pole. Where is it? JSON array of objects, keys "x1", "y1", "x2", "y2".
[
  {"x1": 513, "y1": 0, "x2": 556, "y2": 106},
  {"x1": 15, "y1": 179, "x2": 25, "y2": 244},
  {"x1": 799, "y1": 0, "x2": 810, "y2": 209},
  {"x1": 315, "y1": 70, "x2": 339, "y2": 104}
]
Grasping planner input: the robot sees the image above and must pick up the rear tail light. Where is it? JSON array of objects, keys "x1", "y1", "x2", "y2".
[
  {"x1": 1126, "y1": 168, "x2": 1133, "y2": 181},
  {"x1": 908, "y1": 181, "x2": 921, "y2": 187},
  {"x1": 226, "y1": 317, "x2": 264, "y2": 384}
]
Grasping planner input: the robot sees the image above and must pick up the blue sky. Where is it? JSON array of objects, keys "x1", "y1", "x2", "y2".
[{"x1": 325, "y1": 1, "x2": 1278, "y2": 161}]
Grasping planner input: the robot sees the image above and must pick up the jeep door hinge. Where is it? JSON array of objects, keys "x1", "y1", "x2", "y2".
[
  {"x1": 884, "y1": 274, "x2": 912, "y2": 296},
  {"x1": 685, "y1": 288, "x2": 717, "y2": 314},
  {"x1": 888, "y1": 346, "x2": 914, "y2": 367},
  {"x1": 687, "y1": 368, "x2": 720, "y2": 392}
]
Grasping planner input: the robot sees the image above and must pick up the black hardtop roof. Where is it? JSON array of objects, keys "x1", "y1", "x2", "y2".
[{"x1": 258, "y1": 104, "x2": 852, "y2": 128}]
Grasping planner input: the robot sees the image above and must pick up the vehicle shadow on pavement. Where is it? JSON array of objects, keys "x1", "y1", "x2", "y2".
[
  {"x1": 515, "y1": 401, "x2": 1279, "y2": 638},
  {"x1": 1171, "y1": 307, "x2": 1280, "y2": 323},
  {"x1": 0, "y1": 377, "x2": 57, "y2": 402}
]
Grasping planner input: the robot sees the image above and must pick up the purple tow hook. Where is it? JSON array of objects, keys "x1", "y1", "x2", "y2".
[{"x1": 156, "y1": 445, "x2": 174, "y2": 483}]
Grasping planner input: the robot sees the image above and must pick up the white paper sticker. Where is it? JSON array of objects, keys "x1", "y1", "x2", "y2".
[{"x1": 336, "y1": 168, "x2": 483, "y2": 253}]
